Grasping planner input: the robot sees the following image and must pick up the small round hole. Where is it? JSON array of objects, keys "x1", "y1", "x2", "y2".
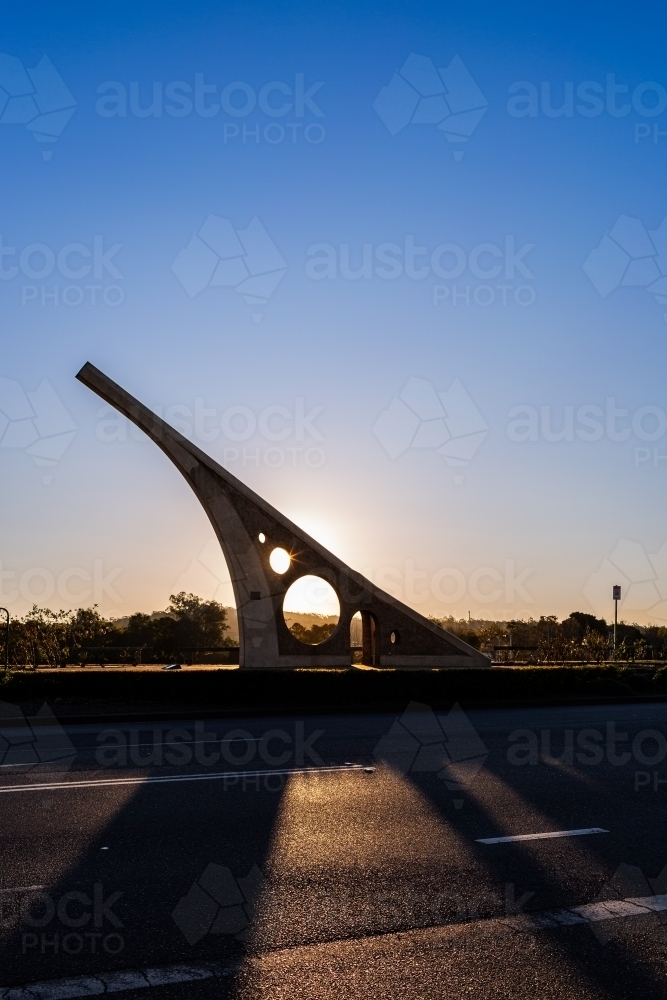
[
  {"x1": 390, "y1": 630, "x2": 400, "y2": 644},
  {"x1": 258, "y1": 533, "x2": 266, "y2": 543},
  {"x1": 269, "y1": 547, "x2": 291, "y2": 574}
]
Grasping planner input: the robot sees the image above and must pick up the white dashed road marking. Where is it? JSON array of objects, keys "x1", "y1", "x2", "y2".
[{"x1": 476, "y1": 827, "x2": 609, "y2": 844}]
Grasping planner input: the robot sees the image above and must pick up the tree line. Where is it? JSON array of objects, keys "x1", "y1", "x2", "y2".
[
  {"x1": 3, "y1": 600, "x2": 665, "y2": 667},
  {"x1": 3, "y1": 593, "x2": 232, "y2": 667},
  {"x1": 431, "y1": 612, "x2": 667, "y2": 663}
]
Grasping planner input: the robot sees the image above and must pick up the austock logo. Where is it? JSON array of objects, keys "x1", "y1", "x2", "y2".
[
  {"x1": 588, "y1": 863, "x2": 667, "y2": 945},
  {"x1": 172, "y1": 864, "x2": 265, "y2": 945},
  {"x1": 368, "y1": 559, "x2": 534, "y2": 609},
  {"x1": 374, "y1": 701, "x2": 487, "y2": 806},
  {"x1": 0, "y1": 53, "x2": 76, "y2": 159},
  {"x1": 0, "y1": 559, "x2": 122, "y2": 607},
  {"x1": 10, "y1": 883, "x2": 125, "y2": 957},
  {"x1": 373, "y1": 376, "x2": 487, "y2": 484},
  {"x1": 171, "y1": 215, "x2": 287, "y2": 323},
  {"x1": 584, "y1": 538, "x2": 667, "y2": 622},
  {"x1": 0, "y1": 701, "x2": 76, "y2": 773},
  {"x1": 95, "y1": 73, "x2": 325, "y2": 147},
  {"x1": 507, "y1": 398, "x2": 667, "y2": 445},
  {"x1": 304, "y1": 236, "x2": 536, "y2": 306},
  {"x1": 507, "y1": 74, "x2": 667, "y2": 129},
  {"x1": 583, "y1": 213, "x2": 667, "y2": 320},
  {"x1": 374, "y1": 52, "x2": 488, "y2": 160},
  {"x1": 0, "y1": 376, "x2": 76, "y2": 485},
  {"x1": 171, "y1": 539, "x2": 234, "y2": 605},
  {"x1": 0, "y1": 234, "x2": 125, "y2": 308}
]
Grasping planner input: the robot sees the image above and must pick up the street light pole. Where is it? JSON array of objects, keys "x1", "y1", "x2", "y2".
[
  {"x1": 612, "y1": 585, "x2": 621, "y2": 658},
  {"x1": 0, "y1": 608, "x2": 9, "y2": 670}
]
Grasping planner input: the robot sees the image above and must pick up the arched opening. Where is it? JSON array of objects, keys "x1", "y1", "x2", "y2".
[
  {"x1": 350, "y1": 611, "x2": 362, "y2": 664},
  {"x1": 361, "y1": 610, "x2": 379, "y2": 666},
  {"x1": 283, "y1": 575, "x2": 340, "y2": 645}
]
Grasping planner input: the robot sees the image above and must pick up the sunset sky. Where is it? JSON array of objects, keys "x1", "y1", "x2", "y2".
[{"x1": 2, "y1": 1, "x2": 667, "y2": 624}]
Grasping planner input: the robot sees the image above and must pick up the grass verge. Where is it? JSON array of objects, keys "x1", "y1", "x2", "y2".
[{"x1": 0, "y1": 664, "x2": 666, "y2": 717}]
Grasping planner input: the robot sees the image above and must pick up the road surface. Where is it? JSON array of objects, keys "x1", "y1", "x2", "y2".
[{"x1": 1, "y1": 701, "x2": 666, "y2": 998}]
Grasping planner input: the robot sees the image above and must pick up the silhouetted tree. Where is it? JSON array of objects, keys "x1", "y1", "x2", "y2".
[
  {"x1": 289, "y1": 621, "x2": 336, "y2": 645},
  {"x1": 153, "y1": 592, "x2": 230, "y2": 660}
]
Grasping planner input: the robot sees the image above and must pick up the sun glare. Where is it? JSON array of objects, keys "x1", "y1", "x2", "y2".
[{"x1": 282, "y1": 575, "x2": 340, "y2": 615}]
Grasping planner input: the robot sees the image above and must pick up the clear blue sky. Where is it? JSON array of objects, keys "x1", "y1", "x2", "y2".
[{"x1": 2, "y1": 0, "x2": 667, "y2": 624}]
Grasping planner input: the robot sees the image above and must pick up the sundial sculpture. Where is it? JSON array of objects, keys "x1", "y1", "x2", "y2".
[{"x1": 77, "y1": 364, "x2": 490, "y2": 669}]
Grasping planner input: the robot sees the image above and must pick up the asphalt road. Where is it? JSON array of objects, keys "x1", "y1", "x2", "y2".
[{"x1": 1, "y1": 701, "x2": 667, "y2": 998}]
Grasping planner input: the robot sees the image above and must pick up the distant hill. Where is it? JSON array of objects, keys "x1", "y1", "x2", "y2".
[
  {"x1": 284, "y1": 613, "x2": 339, "y2": 629},
  {"x1": 111, "y1": 611, "x2": 169, "y2": 629},
  {"x1": 225, "y1": 609, "x2": 340, "y2": 642},
  {"x1": 112, "y1": 607, "x2": 345, "y2": 644}
]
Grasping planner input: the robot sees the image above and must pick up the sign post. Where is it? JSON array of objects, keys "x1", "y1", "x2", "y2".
[{"x1": 612, "y1": 585, "x2": 621, "y2": 658}]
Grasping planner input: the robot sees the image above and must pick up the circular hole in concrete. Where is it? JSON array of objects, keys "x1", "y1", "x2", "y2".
[
  {"x1": 283, "y1": 575, "x2": 340, "y2": 645},
  {"x1": 258, "y1": 532, "x2": 266, "y2": 543},
  {"x1": 269, "y1": 547, "x2": 290, "y2": 574},
  {"x1": 390, "y1": 630, "x2": 400, "y2": 644}
]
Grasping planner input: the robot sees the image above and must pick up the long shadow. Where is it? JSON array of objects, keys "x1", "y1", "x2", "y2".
[
  {"x1": 400, "y1": 708, "x2": 667, "y2": 999},
  {"x1": 2, "y1": 705, "x2": 666, "y2": 999},
  {"x1": 0, "y1": 712, "x2": 293, "y2": 990}
]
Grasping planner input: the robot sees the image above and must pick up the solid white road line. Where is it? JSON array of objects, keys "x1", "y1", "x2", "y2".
[
  {"x1": 0, "y1": 763, "x2": 367, "y2": 794},
  {"x1": 0, "y1": 737, "x2": 262, "y2": 768},
  {"x1": 4, "y1": 892, "x2": 667, "y2": 999},
  {"x1": 476, "y1": 827, "x2": 609, "y2": 844}
]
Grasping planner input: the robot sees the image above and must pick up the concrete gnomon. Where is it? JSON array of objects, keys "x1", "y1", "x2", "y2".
[{"x1": 77, "y1": 363, "x2": 489, "y2": 670}]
